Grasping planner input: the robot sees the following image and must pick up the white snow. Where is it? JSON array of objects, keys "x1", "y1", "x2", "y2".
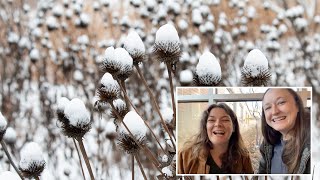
[
  {"x1": 64, "y1": 98, "x2": 90, "y2": 127},
  {"x1": 114, "y1": 48, "x2": 133, "y2": 68},
  {"x1": 178, "y1": 19, "x2": 188, "y2": 31},
  {"x1": 196, "y1": 51, "x2": 221, "y2": 78},
  {"x1": 46, "y1": 16, "x2": 58, "y2": 29},
  {"x1": 124, "y1": 30, "x2": 145, "y2": 55},
  {"x1": 244, "y1": 49, "x2": 269, "y2": 77},
  {"x1": 113, "y1": 99, "x2": 126, "y2": 109},
  {"x1": 155, "y1": 23, "x2": 180, "y2": 44},
  {"x1": 8, "y1": 32, "x2": 19, "y2": 43},
  {"x1": 162, "y1": 155, "x2": 168, "y2": 162},
  {"x1": 30, "y1": 48, "x2": 40, "y2": 61},
  {"x1": 161, "y1": 107, "x2": 173, "y2": 124},
  {"x1": 104, "y1": 46, "x2": 116, "y2": 63},
  {"x1": 119, "y1": 111, "x2": 147, "y2": 139},
  {"x1": 0, "y1": 112, "x2": 7, "y2": 131},
  {"x1": 19, "y1": 142, "x2": 45, "y2": 170},
  {"x1": 57, "y1": 97, "x2": 70, "y2": 112},
  {"x1": 3, "y1": 127, "x2": 17, "y2": 144},
  {"x1": 162, "y1": 166, "x2": 173, "y2": 177},
  {"x1": 294, "y1": 18, "x2": 307, "y2": 31},
  {"x1": 179, "y1": 69, "x2": 193, "y2": 84},
  {"x1": 191, "y1": 9, "x2": 203, "y2": 25},
  {"x1": 100, "y1": 73, "x2": 119, "y2": 88},
  {"x1": 0, "y1": 171, "x2": 20, "y2": 180},
  {"x1": 105, "y1": 121, "x2": 117, "y2": 135}
]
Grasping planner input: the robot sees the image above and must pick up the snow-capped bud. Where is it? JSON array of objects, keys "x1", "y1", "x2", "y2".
[
  {"x1": 124, "y1": 30, "x2": 145, "y2": 65},
  {"x1": 0, "y1": 112, "x2": 8, "y2": 141},
  {"x1": 105, "y1": 121, "x2": 117, "y2": 140},
  {"x1": 0, "y1": 171, "x2": 20, "y2": 180},
  {"x1": 60, "y1": 98, "x2": 92, "y2": 138},
  {"x1": 56, "y1": 97, "x2": 70, "y2": 124},
  {"x1": 114, "y1": 48, "x2": 133, "y2": 81},
  {"x1": 101, "y1": 46, "x2": 121, "y2": 75},
  {"x1": 241, "y1": 49, "x2": 271, "y2": 86},
  {"x1": 3, "y1": 127, "x2": 17, "y2": 145},
  {"x1": 19, "y1": 142, "x2": 46, "y2": 179},
  {"x1": 194, "y1": 52, "x2": 221, "y2": 86},
  {"x1": 161, "y1": 166, "x2": 174, "y2": 178},
  {"x1": 110, "y1": 99, "x2": 128, "y2": 120},
  {"x1": 153, "y1": 23, "x2": 181, "y2": 65},
  {"x1": 29, "y1": 48, "x2": 40, "y2": 62},
  {"x1": 179, "y1": 69, "x2": 193, "y2": 86},
  {"x1": 97, "y1": 73, "x2": 120, "y2": 103}
]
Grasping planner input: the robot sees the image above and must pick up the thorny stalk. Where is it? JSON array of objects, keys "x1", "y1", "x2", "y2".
[
  {"x1": 0, "y1": 140, "x2": 24, "y2": 179},
  {"x1": 76, "y1": 138, "x2": 95, "y2": 180},
  {"x1": 72, "y1": 138, "x2": 86, "y2": 180}
]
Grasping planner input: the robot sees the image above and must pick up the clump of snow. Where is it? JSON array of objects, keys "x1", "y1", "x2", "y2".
[
  {"x1": 161, "y1": 107, "x2": 173, "y2": 124},
  {"x1": 155, "y1": 23, "x2": 180, "y2": 45},
  {"x1": 73, "y1": 70, "x2": 84, "y2": 82},
  {"x1": 114, "y1": 48, "x2": 133, "y2": 68},
  {"x1": 0, "y1": 171, "x2": 20, "y2": 180},
  {"x1": 196, "y1": 51, "x2": 221, "y2": 80},
  {"x1": 8, "y1": 32, "x2": 19, "y2": 43},
  {"x1": 105, "y1": 121, "x2": 117, "y2": 135},
  {"x1": 124, "y1": 30, "x2": 145, "y2": 56},
  {"x1": 178, "y1": 19, "x2": 188, "y2": 31},
  {"x1": 46, "y1": 16, "x2": 59, "y2": 30},
  {"x1": 119, "y1": 111, "x2": 147, "y2": 139},
  {"x1": 294, "y1": 18, "x2": 307, "y2": 32},
  {"x1": 0, "y1": 112, "x2": 7, "y2": 132},
  {"x1": 162, "y1": 154, "x2": 168, "y2": 162},
  {"x1": 57, "y1": 97, "x2": 70, "y2": 112},
  {"x1": 3, "y1": 127, "x2": 17, "y2": 144},
  {"x1": 179, "y1": 69, "x2": 193, "y2": 84},
  {"x1": 100, "y1": 73, "x2": 119, "y2": 89},
  {"x1": 30, "y1": 48, "x2": 40, "y2": 61},
  {"x1": 162, "y1": 166, "x2": 173, "y2": 177},
  {"x1": 244, "y1": 49, "x2": 268, "y2": 77},
  {"x1": 64, "y1": 98, "x2": 90, "y2": 127},
  {"x1": 19, "y1": 142, "x2": 45, "y2": 171}
]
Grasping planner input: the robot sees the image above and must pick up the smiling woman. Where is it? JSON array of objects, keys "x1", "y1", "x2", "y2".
[
  {"x1": 177, "y1": 103, "x2": 254, "y2": 174},
  {"x1": 259, "y1": 88, "x2": 311, "y2": 174}
]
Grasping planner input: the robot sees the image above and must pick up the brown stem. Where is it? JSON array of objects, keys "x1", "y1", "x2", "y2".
[
  {"x1": 35, "y1": 176, "x2": 40, "y2": 180},
  {"x1": 132, "y1": 155, "x2": 134, "y2": 180},
  {"x1": 76, "y1": 138, "x2": 95, "y2": 180},
  {"x1": 72, "y1": 138, "x2": 86, "y2": 180},
  {"x1": 135, "y1": 64, "x2": 176, "y2": 149},
  {"x1": 166, "y1": 63, "x2": 176, "y2": 138},
  {"x1": 134, "y1": 154, "x2": 147, "y2": 180},
  {"x1": 1, "y1": 140, "x2": 24, "y2": 179},
  {"x1": 116, "y1": 79, "x2": 168, "y2": 154}
]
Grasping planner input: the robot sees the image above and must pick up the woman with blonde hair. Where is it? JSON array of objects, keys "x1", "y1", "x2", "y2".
[{"x1": 178, "y1": 103, "x2": 253, "y2": 174}]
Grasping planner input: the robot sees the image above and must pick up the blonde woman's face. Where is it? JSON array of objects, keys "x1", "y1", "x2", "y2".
[
  {"x1": 262, "y1": 89, "x2": 299, "y2": 136},
  {"x1": 206, "y1": 108, "x2": 234, "y2": 147}
]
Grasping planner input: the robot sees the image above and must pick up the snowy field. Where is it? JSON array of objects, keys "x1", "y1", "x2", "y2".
[{"x1": 0, "y1": 0, "x2": 319, "y2": 179}]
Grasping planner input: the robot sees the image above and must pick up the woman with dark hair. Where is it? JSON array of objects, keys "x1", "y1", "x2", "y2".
[
  {"x1": 259, "y1": 88, "x2": 310, "y2": 174},
  {"x1": 178, "y1": 103, "x2": 253, "y2": 174}
]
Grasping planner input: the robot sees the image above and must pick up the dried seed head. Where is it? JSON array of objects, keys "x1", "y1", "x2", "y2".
[
  {"x1": 117, "y1": 133, "x2": 145, "y2": 154},
  {"x1": 110, "y1": 99, "x2": 128, "y2": 120},
  {"x1": 119, "y1": 111, "x2": 147, "y2": 139},
  {"x1": 153, "y1": 23, "x2": 181, "y2": 65},
  {"x1": 124, "y1": 30, "x2": 145, "y2": 65},
  {"x1": 114, "y1": 48, "x2": 133, "y2": 81},
  {"x1": 0, "y1": 112, "x2": 8, "y2": 141},
  {"x1": 56, "y1": 97, "x2": 70, "y2": 124},
  {"x1": 97, "y1": 73, "x2": 120, "y2": 103},
  {"x1": 100, "y1": 46, "x2": 121, "y2": 75},
  {"x1": 194, "y1": 52, "x2": 221, "y2": 86},
  {"x1": 3, "y1": 127, "x2": 17, "y2": 145},
  {"x1": 19, "y1": 142, "x2": 46, "y2": 179}
]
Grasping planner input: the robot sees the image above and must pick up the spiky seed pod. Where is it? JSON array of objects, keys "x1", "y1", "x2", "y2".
[
  {"x1": 100, "y1": 46, "x2": 121, "y2": 75},
  {"x1": 19, "y1": 142, "x2": 46, "y2": 179},
  {"x1": 153, "y1": 23, "x2": 181, "y2": 65},
  {"x1": 56, "y1": 97, "x2": 70, "y2": 124},
  {"x1": 116, "y1": 63, "x2": 133, "y2": 81},
  {"x1": 193, "y1": 51, "x2": 221, "y2": 86},
  {"x1": 0, "y1": 112, "x2": 8, "y2": 141},
  {"x1": 96, "y1": 73, "x2": 120, "y2": 103},
  {"x1": 117, "y1": 133, "x2": 145, "y2": 154},
  {"x1": 241, "y1": 49, "x2": 271, "y2": 86},
  {"x1": 124, "y1": 30, "x2": 145, "y2": 65},
  {"x1": 110, "y1": 99, "x2": 128, "y2": 120},
  {"x1": 114, "y1": 48, "x2": 134, "y2": 81},
  {"x1": 58, "y1": 98, "x2": 92, "y2": 139}
]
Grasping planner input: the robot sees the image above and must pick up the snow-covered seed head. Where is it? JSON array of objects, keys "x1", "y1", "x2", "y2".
[
  {"x1": 3, "y1": 127, "x2": 17, "y2": 145},
  {"x1": 161, "y1": 107, "x2": 175, "y2": 130},
  {"x1": 241, "y1": 49, "x2": 271, "y2": 86},
  {"x1": 101, "y1": 46, "x2": 121, "y2": 75},
  {"x1": 194, "y1": 52, "x2": 221, "y2": 86},
  {"x1": 110, "y1": 99, "x2": 128, "y2": 120},
  {"x1": 114, "y1": 48, "x2": 133, "y2": 81},
  {"x1": 105, "y1": 121, "x2": 117, "y2": 141},
  {"x1": 0, "y1": 171, "x2": 21, "y2": 180},
  {"x1": 60, "y1": 98, "x2": 92, "y2": 138},
  {"x1": 124, "y1": 30, "x2": 145, "y2": 65},
  {"x1": 29, "y1": 48, "x2": 40, "y2": 62},
  {"x1": 19, "y1": 142, "x2": 46, "y2": 179},
  {"x1": 0, "y1": 112, "x2": 8, "y2": 141},
  {"x1": 56, "y1": 97, "x2": 70, "y2": 125},
  {"x1": 161, "y1": 165, "x2": 174, "y2": 178},
  {"x1": 153, "y1": 23, "x2": 181, "y2": 65},
  {"x1": 179, "y1": 69, "x2": 193, "y2": 86},
  {"x1": 117, "y1": 111, "x2": 147, "y2": 154},
  {"x1": 97, "y1": 73, "x2": 120, "y2": 103}
]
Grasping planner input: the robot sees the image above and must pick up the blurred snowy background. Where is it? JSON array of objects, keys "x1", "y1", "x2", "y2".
[{"x1": 0, "y1": 0, "x2": 319, "y2": 179}]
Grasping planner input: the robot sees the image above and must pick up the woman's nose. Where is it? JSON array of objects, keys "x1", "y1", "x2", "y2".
[
  {"x1": 271, "y1": 105, "x2": 280, "y2": 114},
  {"x1": 214, "y1": 120, "x2": 222, "y2": 126}
]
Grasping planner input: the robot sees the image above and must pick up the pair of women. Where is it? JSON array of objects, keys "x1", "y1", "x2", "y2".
[{"x1": 178, "y1": 88, "x2": 310, "y2": 174}]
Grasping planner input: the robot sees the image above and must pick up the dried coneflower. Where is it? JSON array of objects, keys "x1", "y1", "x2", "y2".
[
  {"x1": 153, "y1": 23, "x2": 181, "y2": 66},
  {"x1": 56, "y1": 97, "x2": 70, "y2": 125},
  {"x1": 161, "y1": 107, "x2": 175, "y2": 131},
  {"x1": 124, "y1": 30, "x2": 145, "y2": 65},
  {"x1": 194, "y1": 51, "x2": 221, "y2": 86},
  {"x1": 100, "y1": 46, "x2": 121, "y2": 75},
  {"x1": 241, "y1": 49, "x2": 271, "y2": 86},
  {"x1": 117, "y1": 111, "x2": 147, "y2": 154},
  {"x1": 19, "y1": 142, "x2": 46, "y2": 179},
  {"x1": 96, "y1": 73, "x2": 120, "y2": 103},
  {"x1": 114, "y1": 48, "x2": 133, "y2": 81},
  {"x1": 110, "y1": 98, "x2": 128, "y2": 120}
]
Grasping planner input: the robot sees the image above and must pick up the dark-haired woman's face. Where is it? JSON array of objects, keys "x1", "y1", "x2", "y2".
[
  {"x1": 262, "y1": 89, "x2": 299, "y2": 136},
  {"x1": 206, "y1": 108, "x2": 234, "y2": 147}
]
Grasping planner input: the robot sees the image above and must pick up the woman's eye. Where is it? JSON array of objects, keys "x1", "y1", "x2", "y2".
[
  {"x1": 278, "y1": 101, "x2": 286, "y2": 105},
  {"x1": 264, "y1": 107, "x2": 270, "y2": 111}
]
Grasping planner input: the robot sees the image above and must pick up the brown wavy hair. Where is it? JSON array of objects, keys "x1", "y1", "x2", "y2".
[
  {"x1": 261, "y1": 88, "x2": 310, "y2": 173},
  {"x1": 182, "y1": 103, "x2": 249, "y2": 173}
]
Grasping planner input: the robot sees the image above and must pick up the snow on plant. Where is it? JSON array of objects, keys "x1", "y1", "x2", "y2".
[
  {"x1": 19, "y1": 142, "x2": 46, "y2": 179},
  {"x1": 0, "y1": 171, "x2": 20, "y2": 180},
  {"x1": 96, "y1": 72, "x2": 120, "y2": 103},
  {"x1": 0, "y1": 112, "x2": 8, "y2": 140},
  {"x1": 241, "y1": 49, "x2": 271, "y2": 86},
  {"x1": 114, "y1": 48, "x2": 133, "y2": 81},
  {"x1": 194, "y1": 51, "x2": 222, "y2": 86},
  {"x1": 179, "y1": 69, "x2": 193, "y2": 86},
  {"x1": 3, "y1": 127, "x2": 17, "y2": 145},
  {"x1": 124, "y1": 30, "x2": 145, "y2": 65}
]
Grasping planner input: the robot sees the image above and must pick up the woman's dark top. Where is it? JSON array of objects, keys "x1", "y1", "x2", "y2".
[{"x1": 207, "y1": 154, "x2": 225, "y2": 174}]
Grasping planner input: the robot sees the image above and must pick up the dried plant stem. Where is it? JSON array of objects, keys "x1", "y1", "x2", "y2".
[
  {"x1": 120, "y1": 80, "x2": 130, "y2": 109},
  {"x1": 109, "y1": 103, "x2": 166, "y2": 177},
  {"x1": 35, "y1": 176, "x2": 40, "y2": 180},
  {"x1": 0, "y1": 141, "x2": 24, "y2": 180},
  {"x1": 72, "y1": 138, "x2": 86, "y2": 180},
  {"x1": 134, "y1": 154, "x2": 147, "y2": 180},
  {"x1": 166, "y1": 63, "x2": 176, "y2": 133},
  {"x1": 132, "y1": 155, "x2": 134, "y2": 180},
  {"x1": 76, "y1": 138, "x2": 95, "y2": 180},
  {"x1": 135, "y1": 64, "x2": 176, "y2": 150},
  {"x1": 116, "y1": 79, "x2": 167, "y2": 154}
]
